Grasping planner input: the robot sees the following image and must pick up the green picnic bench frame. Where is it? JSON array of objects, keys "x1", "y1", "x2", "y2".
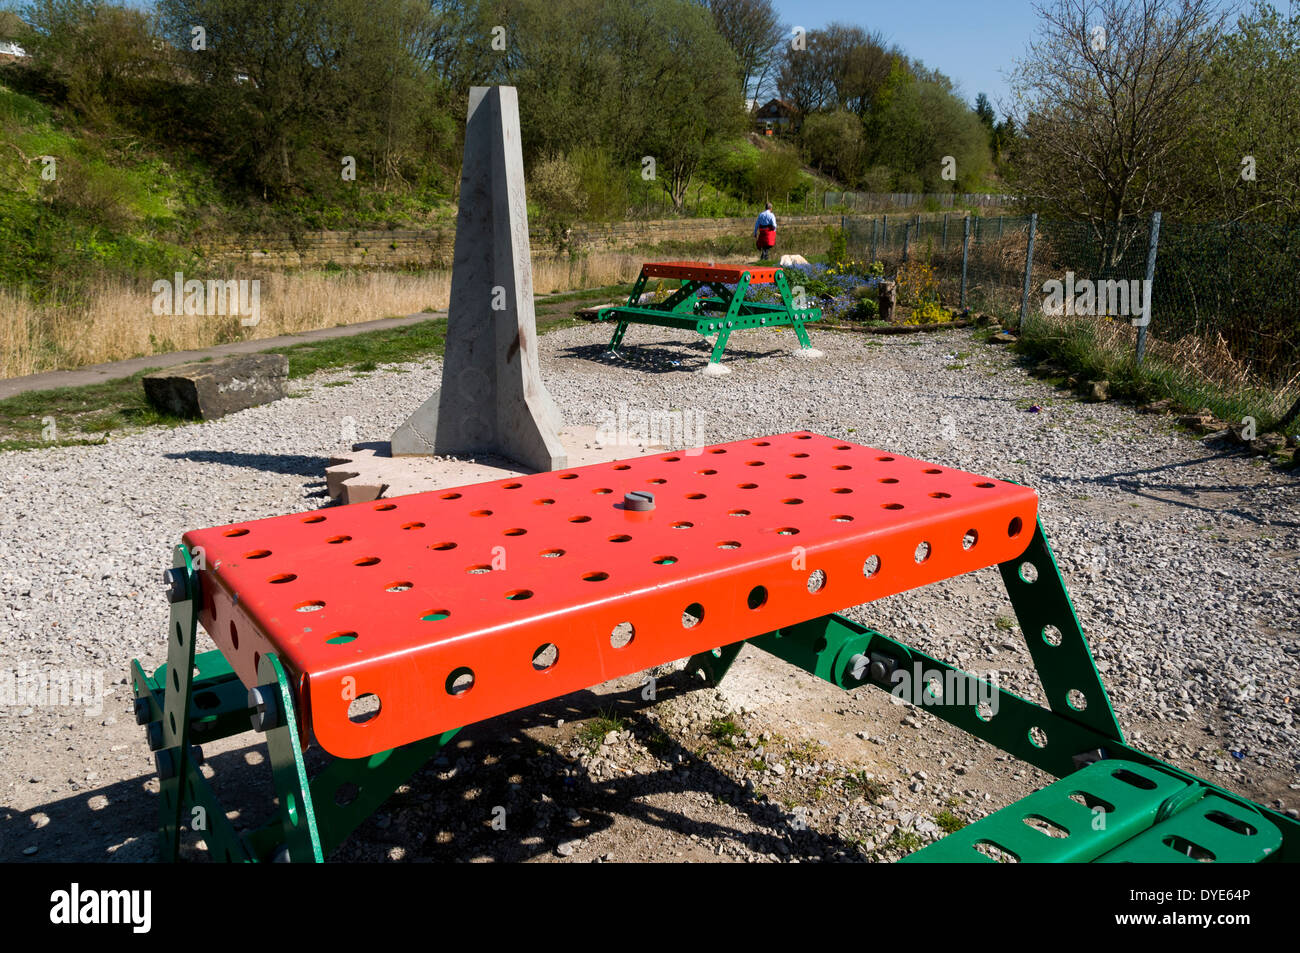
[{"x1": 596, "y1": 261, "x2": 822, "y2": 367}]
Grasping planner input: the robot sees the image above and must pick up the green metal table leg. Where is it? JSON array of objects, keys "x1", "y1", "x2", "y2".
[
  {"x1": 708, "y1": 329, "x2": 732, "y2": 364},
  {"x1": 155, "y1": 544, "x2": 201, "y2": 862},
  {"x1": 255, "y1": 652, "x2": 324, "y2": 862},
  {"x1": 683, "y1": 642, "x2": 745, "y2": 687}
]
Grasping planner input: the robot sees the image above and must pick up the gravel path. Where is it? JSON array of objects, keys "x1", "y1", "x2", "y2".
[{"x1": 2, "y1": 320, "x2": 1296, "y2": 861}]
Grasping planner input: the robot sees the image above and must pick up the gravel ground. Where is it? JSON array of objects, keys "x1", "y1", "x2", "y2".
[{"x1": 1, "y1": 320, "x2": 1297, "y2": 862}]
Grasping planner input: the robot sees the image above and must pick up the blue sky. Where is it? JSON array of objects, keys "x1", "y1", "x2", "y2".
[{"x1": 771, "y1": 0, "x2": 1040, "y2": 113}]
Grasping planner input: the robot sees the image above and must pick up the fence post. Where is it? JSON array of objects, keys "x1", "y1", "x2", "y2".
[
  {"x1": 870, "y1": 217, "x2": 877, "y2": 262},
  {"x1": 942, "y1": 214, "x2": 948, "y2": 251},
  {"x1": 1136, "y1": 211, "x2": 1162, "y2": 366},
  {"x1": 902, "y1": 223, "x2": 910, "y2": 263},
  {"x1": 1018, "y1": 212, "x2": 1038, "y2": 330},
  {"x1": 960, "y1": 215, "x2": 971, "y2": 310}
]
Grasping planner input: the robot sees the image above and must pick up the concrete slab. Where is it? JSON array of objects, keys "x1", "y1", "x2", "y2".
[{"x1": 327, "y1": 425, "x2": 666, "y2": 504}]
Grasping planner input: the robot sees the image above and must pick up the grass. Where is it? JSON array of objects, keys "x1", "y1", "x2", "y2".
[
  {"x1": 839, "y1": 769, "x2": 889, "y2": 802},
  {"x1": 0, "y1": 285, "x2": 623, "y2": 447},
  {"x1": 1016, "y1": 309, "x2": 1299, "y2": 435},
  {"x1": 576, "y1": 709, "x2": 628, "y2": 751},
  {"x1": 935, "y1": 810, "x2": 967, "y2": 834},
  {"x1": 706, "y1": 717, "x2": 741, "y2": 748}
]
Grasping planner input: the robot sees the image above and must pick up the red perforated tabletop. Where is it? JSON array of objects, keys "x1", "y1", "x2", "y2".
[
  {"x1": 184, "y1": 433, "x2": 1038, "y2": 758},
  {"x1": 641, "y1": 261, "x2": 779, "y2": 284}
]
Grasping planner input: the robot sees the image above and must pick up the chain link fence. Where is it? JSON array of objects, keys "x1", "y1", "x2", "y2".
[{"x1": 843, "y1": 213, "x2": 1300, "y2": 421}]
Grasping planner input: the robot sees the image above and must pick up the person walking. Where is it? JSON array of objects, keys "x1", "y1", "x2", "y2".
[{"x1": 753, "y1": 202, "x2": 777, "y2": 260}]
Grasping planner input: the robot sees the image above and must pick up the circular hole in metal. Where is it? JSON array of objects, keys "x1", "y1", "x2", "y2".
[
  {"x1": 924, "y1": 468, "x2": 943, "y2": 474},
  {"x1": 402, "y1": 522, "x2": 425, "y2": 531},
  {"x1": 613, "y1": 464, "x2": 631, "y2": 470},
  {"x1": 686, "y1": 492, "x2": 706, "y2": 500},
  {"x1": 430, "y1": 541, "x2": 457, "y2": 551},
  {"x1": 295, "y1": 600, "x2": 325, "y2": 613},
  {"x1": 653, "y1": 555, "x2": 677, "y2": 565},
  {"x1": 326, "y1": 535, "x2": 351, "y2": 545},
  {"x1": 833, "y1": 464, "x2": 852, "y2": 470},
  {"x1": 975, "y1": 482, "x2": 995, "y2": 489},
  {"x1": 782, "y1": 498, "x2": 803, "y2": 505},
  {"x1": 745, "y1": 460, "x2": 765, "y2": 467},
  {"x1": 535, "y1": 498, "x2": 555, "y2": 506},
  {"x1": 831, "y1": 514, "x2": 853, "y2": 523},
  {"x1": 882, "y1": 503, "x2": 904, "y2": 511},
  {"x1": 1042, "y1": 625, "x2": 1063, "y2": 646},
  {"x1": 374, "y1": 503, "x2": 396, "y2": 511},
  {"x1": 794, "y1": 435, "x2": 811, "y2": 440},
  {"x1": 353, "y1": 556, "x2": 380, "y2": 567},
  {"x1": 302, "y1": 515, "x2": 326, "y2": 524},
  {"x1": 671, "y1": 520, "x2": 693, "y2": 529},
  {"x1": 1019, "y1": 561, "x2": 1039, "y2": 583},
  {"x1": 1008, "y1": 517, "x2": 1024, "y2": 537},
  {"x1": 806, "y1": 569, "x2": 826, "y2": 593},
  {"x1": 647, "y1": 478, "x2": 667, "y2": 485},
  {"x1": 776, "y1": 527, "x2": 799, "y2": 536},
  {"x1": 728, "y1": 508, "x2": 750, "y2": 517},
  {"x1": 229, "y1": 622, "x2": 239, "y2": 650},
  {"x1": 503, "y1": 527, "x2": 527, "y2": 536},
  {"x1": 791, "y1": 452, "x2": 810, "y2": 458},
  {"x1": 223, "y1": 528, "x2": 250, "y2": 537},
  {"x1": 831, "y1": 487, "x2": 852, "y2": 494},
  {"x1": 696, "y1": 469, "x2": 717, "y2": 475},
  {"x1": 268, "y1": 573, "x2": 297, "y2": 584},
  {"x1": 664, "y1": 456, "x2": 681, "y2": 462},
  {"x1": 879, "y1": 477, "x2": 899, "y2": 484},
  {"x1": 505, "y1": 589, "x2": 533, "y2": 600},
  {"x1": 470, "y1": 509, "x2": 493, "y2": 518},
  {"x1": 503, "y1": 482, "x2": 523, "y2": 489},
  {"x1": 422, "y1": 609, "x2": 451, "y2": 622},
  {"x1": 738, "y1": 482, "x2": 758, "y2": 490},
  {"x1": 610, "y1": 622, "x2": 634, "y2": 648},
  {"x1": 747, "y1": 586, "x2": 768, "y2": 610},
  {"x1": 540, "y1": 548, "x2": 565, "y2": 558},
  {"x1": 569, "y1": 515, "x2": 591, "y2": 524},
  {"x1": 878, "y1": 456, "x2": 895, "y2": 462},
  {"x1": 1028, "y1": 726, "x2": 1048, "y2": 748},
  {"x1": 385, "y1": 582, "x2": 413, "y2": 593},
  {"x1": 786, "y1": 473, "x2": 806, "y2": 480},
  {"x1": 962, "y1": 529, "x2": 979, "y2": 550},
  {"x1": 1067, "y1": 689, "x2": 1088, "y2": 711},
  {"x1": 682, "y1": 603, "x2": 705, "y2": 628},
  {"x1": 863, "y1": 555, "x2": 881, "y2": 577},
  {"x1": 559, "y1": 473, "x2": 579, "y2": 480},
  {"x1": 446, "y1": 668, "x2": 475, "y2": 696},
  {"x1": 753, "y1": 440, "x2": 771, "y2": 446},
  {"x1": 440, "y1": 492, "x2": 462, "y2": 500},
  {"x1": 608, "y1": 534, "x2": 632, "y2": 543},
  {"x1": 931, "y1": 491, "x2": 952, "y2": 499},
  {"x1": 244, "y1": 549, "x2": 271, "y2": 559},
  {"x1": 915, "y1": 541, "x2": 931, "y2": 563},
  {"x1": 326, "y1": 631, "x2": 358, "y2": 645},
  {"x1": 348, "y1": 693, "x2": 381, "y2": 724},
  {"x1": 582, "y1": 572, "x2": 609, "y2": 582},
  {"x1": 467, "y1": 564, "x2": 492, "y2": 574},
  {"x1": 532, "y1": 643, "x2": 559, "y2": 671},
  {"x1": 592, "y1": 487, "x2": 613, "y2": 495},
  {"x1": 717, "y1": 540, "x2": 741, "y2": 550}
]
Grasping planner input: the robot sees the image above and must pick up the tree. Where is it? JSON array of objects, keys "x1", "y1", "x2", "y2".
[
  {"x1": 1007, "y1": 0, "x2": 1231, "y2": 262},
  {"x1": 974, "y1": 92, "x2": 995, "y2": 129},
  {"x1": 799, "y1": 109, "x2": 863, "y2": 183},
  {"x1": 704, "y1": 0, "x2": 785, "y2": 103}
]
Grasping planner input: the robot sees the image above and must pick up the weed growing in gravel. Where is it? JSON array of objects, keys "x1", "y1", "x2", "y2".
[
  {"x1": 935, "y1": 810, "x2": 967, "y2": 834},
  {"x1": 839, "y1": 770, "x2": 889, "y2": 802},
  {"x1": 995, "y1": 615, "x2": 1016, "y2": 631},
  {"x1": 890, "y1": 830, "x2": 925, "y2": 853},
  {"x1": 707, "y1": 717, "x2": 741, "y2": 748},
  {"x1": 577, "y1": 709, "x2": 628, "y2": 751}
]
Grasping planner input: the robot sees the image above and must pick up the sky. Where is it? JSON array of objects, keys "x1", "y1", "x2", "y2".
[{"x1": 771, "y1": 0, "x2": 1042, "y2": 113}]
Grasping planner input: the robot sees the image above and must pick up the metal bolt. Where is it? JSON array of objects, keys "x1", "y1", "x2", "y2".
[
  {"x1": 869, "y1": 659, "x2": 891, "y2": 683},
  {"x1": 133, "y1": 696, "x2": 153, "y2": 726},
  {"x1": 848, "y1": 653, "x2": 869, "y2": 681},
  {"x1": 248, "y1": 685, "x2": 281, "y2": 733},
  {"x1": 623, "y1": 490, "x2": 655, "y2": 512},
  {"x1": 163, "y1": 567, "x2": 187, "y2": 604}
]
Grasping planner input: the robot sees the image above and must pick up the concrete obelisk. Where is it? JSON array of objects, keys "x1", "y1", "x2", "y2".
[{"x1": 391, "y1": 86, "x2": 566, "y2": 470}]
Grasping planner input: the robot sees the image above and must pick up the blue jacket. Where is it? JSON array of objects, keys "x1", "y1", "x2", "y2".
[{"x1": 753, "y1": 210, "x2": 776, "y2": 235}]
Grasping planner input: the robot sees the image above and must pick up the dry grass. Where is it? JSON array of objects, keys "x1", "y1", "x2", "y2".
[{"x1": 0, "y1": 251, "x2": 648, "y2": 379}]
